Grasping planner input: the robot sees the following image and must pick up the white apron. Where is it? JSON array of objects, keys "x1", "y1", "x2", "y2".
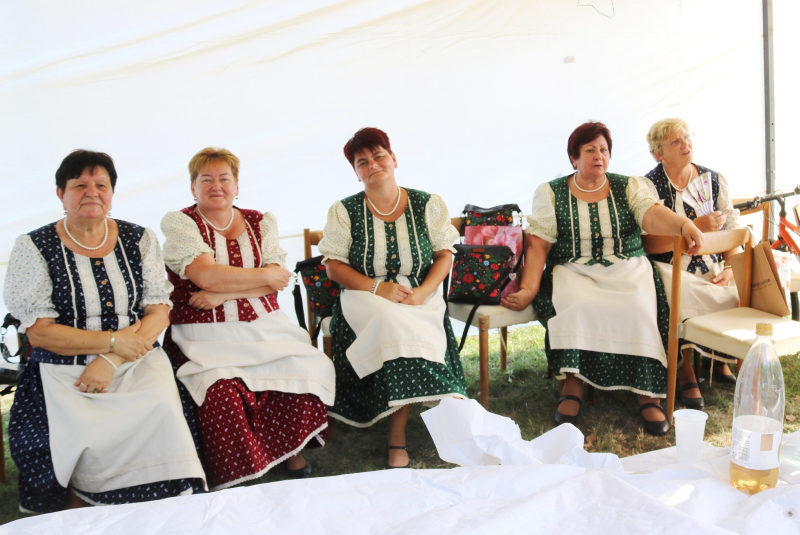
[
  {"x1": 654, "y1": 261, "x2": 739, "y2": 320},
  {"x1": 340, "y1": 290, "x2": 448, "y2": 379},
  {"x1": 548, "y1": 257, "x2": 666, "y2": 365},
  {"x1": 39, "y1": 347, "x2": 207, "y2": 494},
  {"x1": 172, "y1": 310, "x2": 336, "y2": 406}
]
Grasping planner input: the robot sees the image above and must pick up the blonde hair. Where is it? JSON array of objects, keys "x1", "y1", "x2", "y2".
[
  {"x1": 646, "y1": 118, "x2": 689, "y2": 161},
  {"x1": 188, "y1": 147, "x2": 240, "y2": 182}
]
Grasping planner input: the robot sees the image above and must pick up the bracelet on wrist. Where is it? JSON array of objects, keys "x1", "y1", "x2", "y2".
[
  {"x1": 723, "y1": 265, "x2": 733, "y2": 271},
  {"x1": 108, "y1": 329, "x2": 115, "y2": 352},
  {"x1": 98, "y1": 354, "x2": 118, "y2": 371},
  {"x1": 680, "y1": 220, "x2": 691, "y2": 237},
  {"x1": 371, "y1": 279, "x2": 381, "y2": 294}
]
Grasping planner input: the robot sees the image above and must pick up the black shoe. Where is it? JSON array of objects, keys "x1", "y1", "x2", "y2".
[
  {"x1": 639, "y1": 402, "x2": 670, "y2": 436},
  {"x1": 287, "y1": 458, "x2": 312, "y2": 479},
  {"x1": 386, "y1": 446, "x2": 410, "y2": 469},
  {"x1": 678, "y1": 382, "x2": 705, "y2": 410},
  {"x1": 712, "y1": 363, "x2": 738, "y2": 385},
  {"x1": 554, "y1": 394, "x2": 582, "y2": 425}
]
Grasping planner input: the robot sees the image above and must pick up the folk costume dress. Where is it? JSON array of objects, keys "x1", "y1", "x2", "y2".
[
  {"x1": 644, "y1": 163, "x2": 741, "y2": 364},
  {"x1": 318, "y1": 189, "x2": 468, "y2": 427},
  {"x1": 530, "y1": 174, "x2": 670, "y2": 397},
  {"x1": 3, "y1": 221, "x2": 206, "y2": 514},
  {"x1": 161, "y1": 207, "x2": 335, "y2": 490}
]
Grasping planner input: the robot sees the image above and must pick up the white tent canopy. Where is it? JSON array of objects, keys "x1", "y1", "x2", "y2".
[{"x1": 1, "y1": 0, "x2": 797, "y2": 322}]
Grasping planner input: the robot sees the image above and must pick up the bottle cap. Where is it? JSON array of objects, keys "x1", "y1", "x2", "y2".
[{"x1": 756, "y1": 323, "x2": 773, "y2": 336}]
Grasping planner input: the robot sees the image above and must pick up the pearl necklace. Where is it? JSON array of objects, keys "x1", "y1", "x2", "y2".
[
  {"x1": 196, "y1": 206, "x2": 235, "y2": 232},
  {"x1": 64, "y1": 217, "x2": 109, "y2": 251},
  {"x1": 572, "y1": 173, "x2": 607, "y2": 193},
  {"x1": 366, "y1": 186, "x2": 402, "y2": 217}
]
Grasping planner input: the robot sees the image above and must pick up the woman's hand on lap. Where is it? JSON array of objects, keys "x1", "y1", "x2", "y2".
[
  {"x1": 399, "y1": 287, "x2": 431, "y2": 306},
  {"x1": 376, "y1": 282, "x2": 413, "y2": 303},
  {"x1": 74, "y1": 358, "x2": 115, "y2": 394},
  {"x1": 711, "y1": 268, "x2": 734, "y2": 286},
  {"x1": 500, "y1": 288, "x2": 536, "y2": 311}
]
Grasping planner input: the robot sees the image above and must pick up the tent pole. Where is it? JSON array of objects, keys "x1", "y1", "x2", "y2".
[{"x1": 763, "y1": 0, "x2": 775, "y2": 220}]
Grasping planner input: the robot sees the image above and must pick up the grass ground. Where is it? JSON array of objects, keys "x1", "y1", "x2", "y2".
[{"x1": 1, "y1": 324, "x2": 799, "y2": 526}]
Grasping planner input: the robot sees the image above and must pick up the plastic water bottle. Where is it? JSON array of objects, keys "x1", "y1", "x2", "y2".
[{"x1": 729, "y1": 323, "x2": 785, "y2": 494}]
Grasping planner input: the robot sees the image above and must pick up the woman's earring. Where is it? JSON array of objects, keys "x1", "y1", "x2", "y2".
[
  {"x1": 235, "y1": 195, "x2": 239, "y2": 200},
  {"x1": 193, "y1": 196, "x2": 197, "y2": 201}
]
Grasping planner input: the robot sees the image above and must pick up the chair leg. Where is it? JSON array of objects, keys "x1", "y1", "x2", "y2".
[
  {"x1": 792, "y1": 292, "x2": 799, "y2": 322},
  {"x1": 736, "y1": 358, "x2": 743, "y2": 374},
  {"x1": 499, "y1": 326, "x2": 508, "y2": 371},
  {"x1": 0, "y1": 402, "x2": 5, "y2": 484},
  {"x1": 693, "y1": 350, "x2": 702, "y2": 382},
  {"x1": 479, "y1": 316, "x2": 489, "y2": 409},
  {"x1": 323, "y1": 335, "x2": 333, "y2": 359}
]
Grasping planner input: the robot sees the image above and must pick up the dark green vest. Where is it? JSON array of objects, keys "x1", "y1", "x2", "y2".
[
  {"x1": 548, "y1": 173, "x2": 647, "y2": 267},
  {"x1": 340, "y1": 188, "x2": 434, "y2": 288}
]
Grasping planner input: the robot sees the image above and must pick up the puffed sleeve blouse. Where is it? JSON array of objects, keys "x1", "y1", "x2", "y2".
[
  {"x1": 318, "y1": 192, "x2": 458, "y2": 266},
  {"x1": 525, "y1": 175, "x2": 658, "y2": 243},
  {"x1": 161, "y1": 209, "x2": 287, "y2": 279},
  {"x1": 4, "y1": 226, "x2": 171, "y2": 333}
]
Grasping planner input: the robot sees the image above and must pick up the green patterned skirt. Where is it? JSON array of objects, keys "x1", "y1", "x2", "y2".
[
  {"x1": 327, "y1": 298, "x2": 468, "y2": 427},
  {"x1": 534, "y1": 259, "x2": 670, "y2": 397}
]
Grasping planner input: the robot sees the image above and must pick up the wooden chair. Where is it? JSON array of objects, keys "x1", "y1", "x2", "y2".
[
  {"x1": 446, "y1": 216, "x2": 538, "y2": 409},
  {"x1": 302, "y1": 229, "x2": 333, "y2": 358},
  {"x1": 665, "y1": 228, "x2": 800, "y2": 422}
]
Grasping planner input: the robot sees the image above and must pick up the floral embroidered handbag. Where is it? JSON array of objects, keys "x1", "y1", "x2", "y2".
[
  {"x1": 0, "y1": 314, "x2": 30, "y2": 392},
  {"x1": 292, "y1": 256, "x2": 339, "y2": 340},
  {"x1": 446, "y1": 244, "x2": 516, "y2": 352},
  {"x1": 462, "y1": 204, "x2": 523, "y2": 298}
]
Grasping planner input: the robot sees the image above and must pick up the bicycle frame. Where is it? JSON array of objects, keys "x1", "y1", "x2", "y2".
[{"x1": 770, "y1": 195, "x2": 800, "y2": 256}]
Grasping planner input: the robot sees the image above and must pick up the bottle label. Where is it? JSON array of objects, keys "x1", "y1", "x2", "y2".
[{"x1": 730, "y1": 415, "x2": 782, "y2": 470}]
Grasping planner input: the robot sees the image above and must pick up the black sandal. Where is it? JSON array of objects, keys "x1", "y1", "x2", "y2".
[
  {"x1": 554, "y1": 394, "x2": 582, "y2": 426},
  {"x1": 678, "y1": 381, "x2": 705, "y2": 410},
  {"x1": 286, "y1": 457, "x2": 312, "y2": 479},
  {"x1": 639, "y1": 402, "x2": 670, "y2": 436},
  {"x1": 712, "y1": 363, "x2": 738, "y2": 385},
  {"x1": 386, "y1": 446, "x2": 410, "y2": 469}
]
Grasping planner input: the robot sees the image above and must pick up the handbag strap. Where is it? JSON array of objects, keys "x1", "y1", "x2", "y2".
[
  {"x1": 455, "y1": 261, "x2": 514, "y2": 354},
  {"x1": 292, "y1": 280, "x2": 308, "y2": 331}
]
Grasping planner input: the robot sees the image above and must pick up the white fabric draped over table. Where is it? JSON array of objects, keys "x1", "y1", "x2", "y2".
[{"x1": 4, "y1": 399, "x2": 798, "y2": 535}]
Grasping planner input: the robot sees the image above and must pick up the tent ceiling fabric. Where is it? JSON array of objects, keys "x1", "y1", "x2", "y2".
[{"x1": 0, "y1": 0, "x2": 767, "y2": 320}]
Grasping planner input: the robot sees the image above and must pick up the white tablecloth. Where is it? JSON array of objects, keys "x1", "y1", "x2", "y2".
[{"x1": 2, "y1": 400, "x2": 798, "y2": 534}]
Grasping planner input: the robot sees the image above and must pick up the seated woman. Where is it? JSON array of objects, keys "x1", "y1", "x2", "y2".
[
  {"x1": 319, "y1": 127, "x2": 468, "y2": 468},
  {"x1": 642, "y1": 118, "x2": 741, "y2": 409},
  {"x1": 161, "y1": 147, "x2": 335, "y2": 490},
  {"x1": 3, "y1": 150, "x2": 206, "y2": 514},
  {"x1": 501, "y1": 122, "x2": 703, "y2": 436}
]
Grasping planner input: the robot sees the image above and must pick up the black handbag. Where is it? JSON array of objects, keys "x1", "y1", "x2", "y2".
[
  {"x1": 1, "y1": 314, "x2": 28, "y2": 393},
  {"x1": 445, "y1": 244, "x2": 518, "y2": 353},
  {"x1": 292, "y1": 256, "x2": 338, "y2": 341}
]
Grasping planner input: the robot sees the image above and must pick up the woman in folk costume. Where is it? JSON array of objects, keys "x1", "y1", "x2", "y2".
[
  {"x1": 4, "y1": 150, "x2": 205, "y2": 513},
  {"x1": 501, "y1": 122, "x2": 704, "y2": 436},
  {"x1": 319, "y1": 127, "x2": 467, "y2": 468},
  {"x1": 161, "y1": 147, "x2": 335, "y2": 489},
  {"x1": 642, "y1": 118, "x2": 741, "y2": 410}
]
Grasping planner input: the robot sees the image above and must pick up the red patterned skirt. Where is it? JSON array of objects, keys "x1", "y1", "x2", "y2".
[{"x1": 164, "y1": 330, "x2": 328, "y2": 490}]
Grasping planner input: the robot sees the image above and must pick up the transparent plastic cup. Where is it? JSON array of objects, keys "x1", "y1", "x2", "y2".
[{"x1": 674, "y1": 409, "x2": 709, "y2": 463}]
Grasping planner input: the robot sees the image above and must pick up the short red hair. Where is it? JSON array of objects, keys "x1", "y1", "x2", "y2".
[
  {"x1": 344, "y1": 127, "x2": 393, "y2": 167},
  {"x1": 567, "y1": 122, "x2": 612, "y2": 169}
]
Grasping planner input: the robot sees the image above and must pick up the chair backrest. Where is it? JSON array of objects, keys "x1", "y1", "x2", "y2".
[
  {"x1": 302, "y1": 229, "x2": 325, "y2": 343},
  {"x1": 304, "y1": 229, "x2": 324, "y2": 260},
  {"x1": 671, "y1": 228, "x2": 754, "y2": 312},
  {"x1": 732, "y1": 197, "x2": 770, "y2": 243},
  {"x1": 451, "y1": 216, "x2": 465, "y2": 237}
]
